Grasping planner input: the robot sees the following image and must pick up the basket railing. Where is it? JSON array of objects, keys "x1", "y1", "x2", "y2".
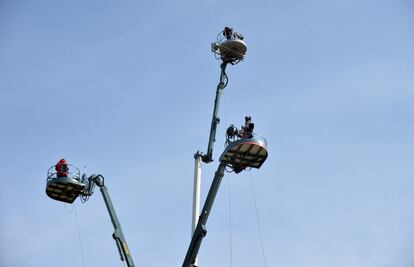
[{"x1": 46, "y1": 164, "x2": 81, "y2": 183}]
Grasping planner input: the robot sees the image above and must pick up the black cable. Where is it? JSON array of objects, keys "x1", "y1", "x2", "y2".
[
  {"x1": 225, "y1": 165, "x2": 234, "y2": 173},
  {"x1": 223, "y1": 71, "x2": 229, "y2": 89},
  {"x1": 219, "y1": 66, "x2": 229, "y2": 89}
]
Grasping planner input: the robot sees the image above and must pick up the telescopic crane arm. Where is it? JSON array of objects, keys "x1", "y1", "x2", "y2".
[
  {"x1": 84, "y1": 174, "x2": 135, "y2": 267},
  {"x1": 46, "y1": 160, "x2": 136, "y2": 267},
  {"x1": 183, "y1": 163, "x2": 226, "y2": 266},
  {"x1": 187, "y1": 27, "x2": 248, "y2": 266},
  {"x1": 202, "y1": 62, "x2": 228, "y2": 163}
]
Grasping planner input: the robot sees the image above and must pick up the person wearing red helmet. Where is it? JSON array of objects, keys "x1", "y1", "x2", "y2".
[{"x1": 55, "y1": 159, "x2": 69, "y2": 177}]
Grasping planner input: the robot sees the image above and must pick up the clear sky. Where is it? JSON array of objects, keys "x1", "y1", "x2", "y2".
[{"x1": 1, "y1": 0, "x2": 414, "y2": 266}]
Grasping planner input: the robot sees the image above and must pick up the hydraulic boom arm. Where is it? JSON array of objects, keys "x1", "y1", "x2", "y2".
[
  {"x1": 88, "y1": 175, "x2": 135, "y2": 267},
  {"x1": 202, "y1": 62, "x2": 228, "y2": 163},
  {"x1": 183, "y1": 163, "x2": 226, "y2": 266}
]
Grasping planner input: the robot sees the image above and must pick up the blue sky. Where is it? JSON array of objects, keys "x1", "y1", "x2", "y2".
[{"x1": 1, "y1": 0, "x2": 414, "y2": 266}]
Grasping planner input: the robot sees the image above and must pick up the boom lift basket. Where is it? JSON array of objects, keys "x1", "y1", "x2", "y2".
[
  {"x1": 220, "y1": 133, "x2": 268, "y2": 173},
  {"x1": 46, "y1": 165, "x2": 85, "y2": 203},
  {"x1": 211, "y1": 27, "x2": 247, "y2": 64}
]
